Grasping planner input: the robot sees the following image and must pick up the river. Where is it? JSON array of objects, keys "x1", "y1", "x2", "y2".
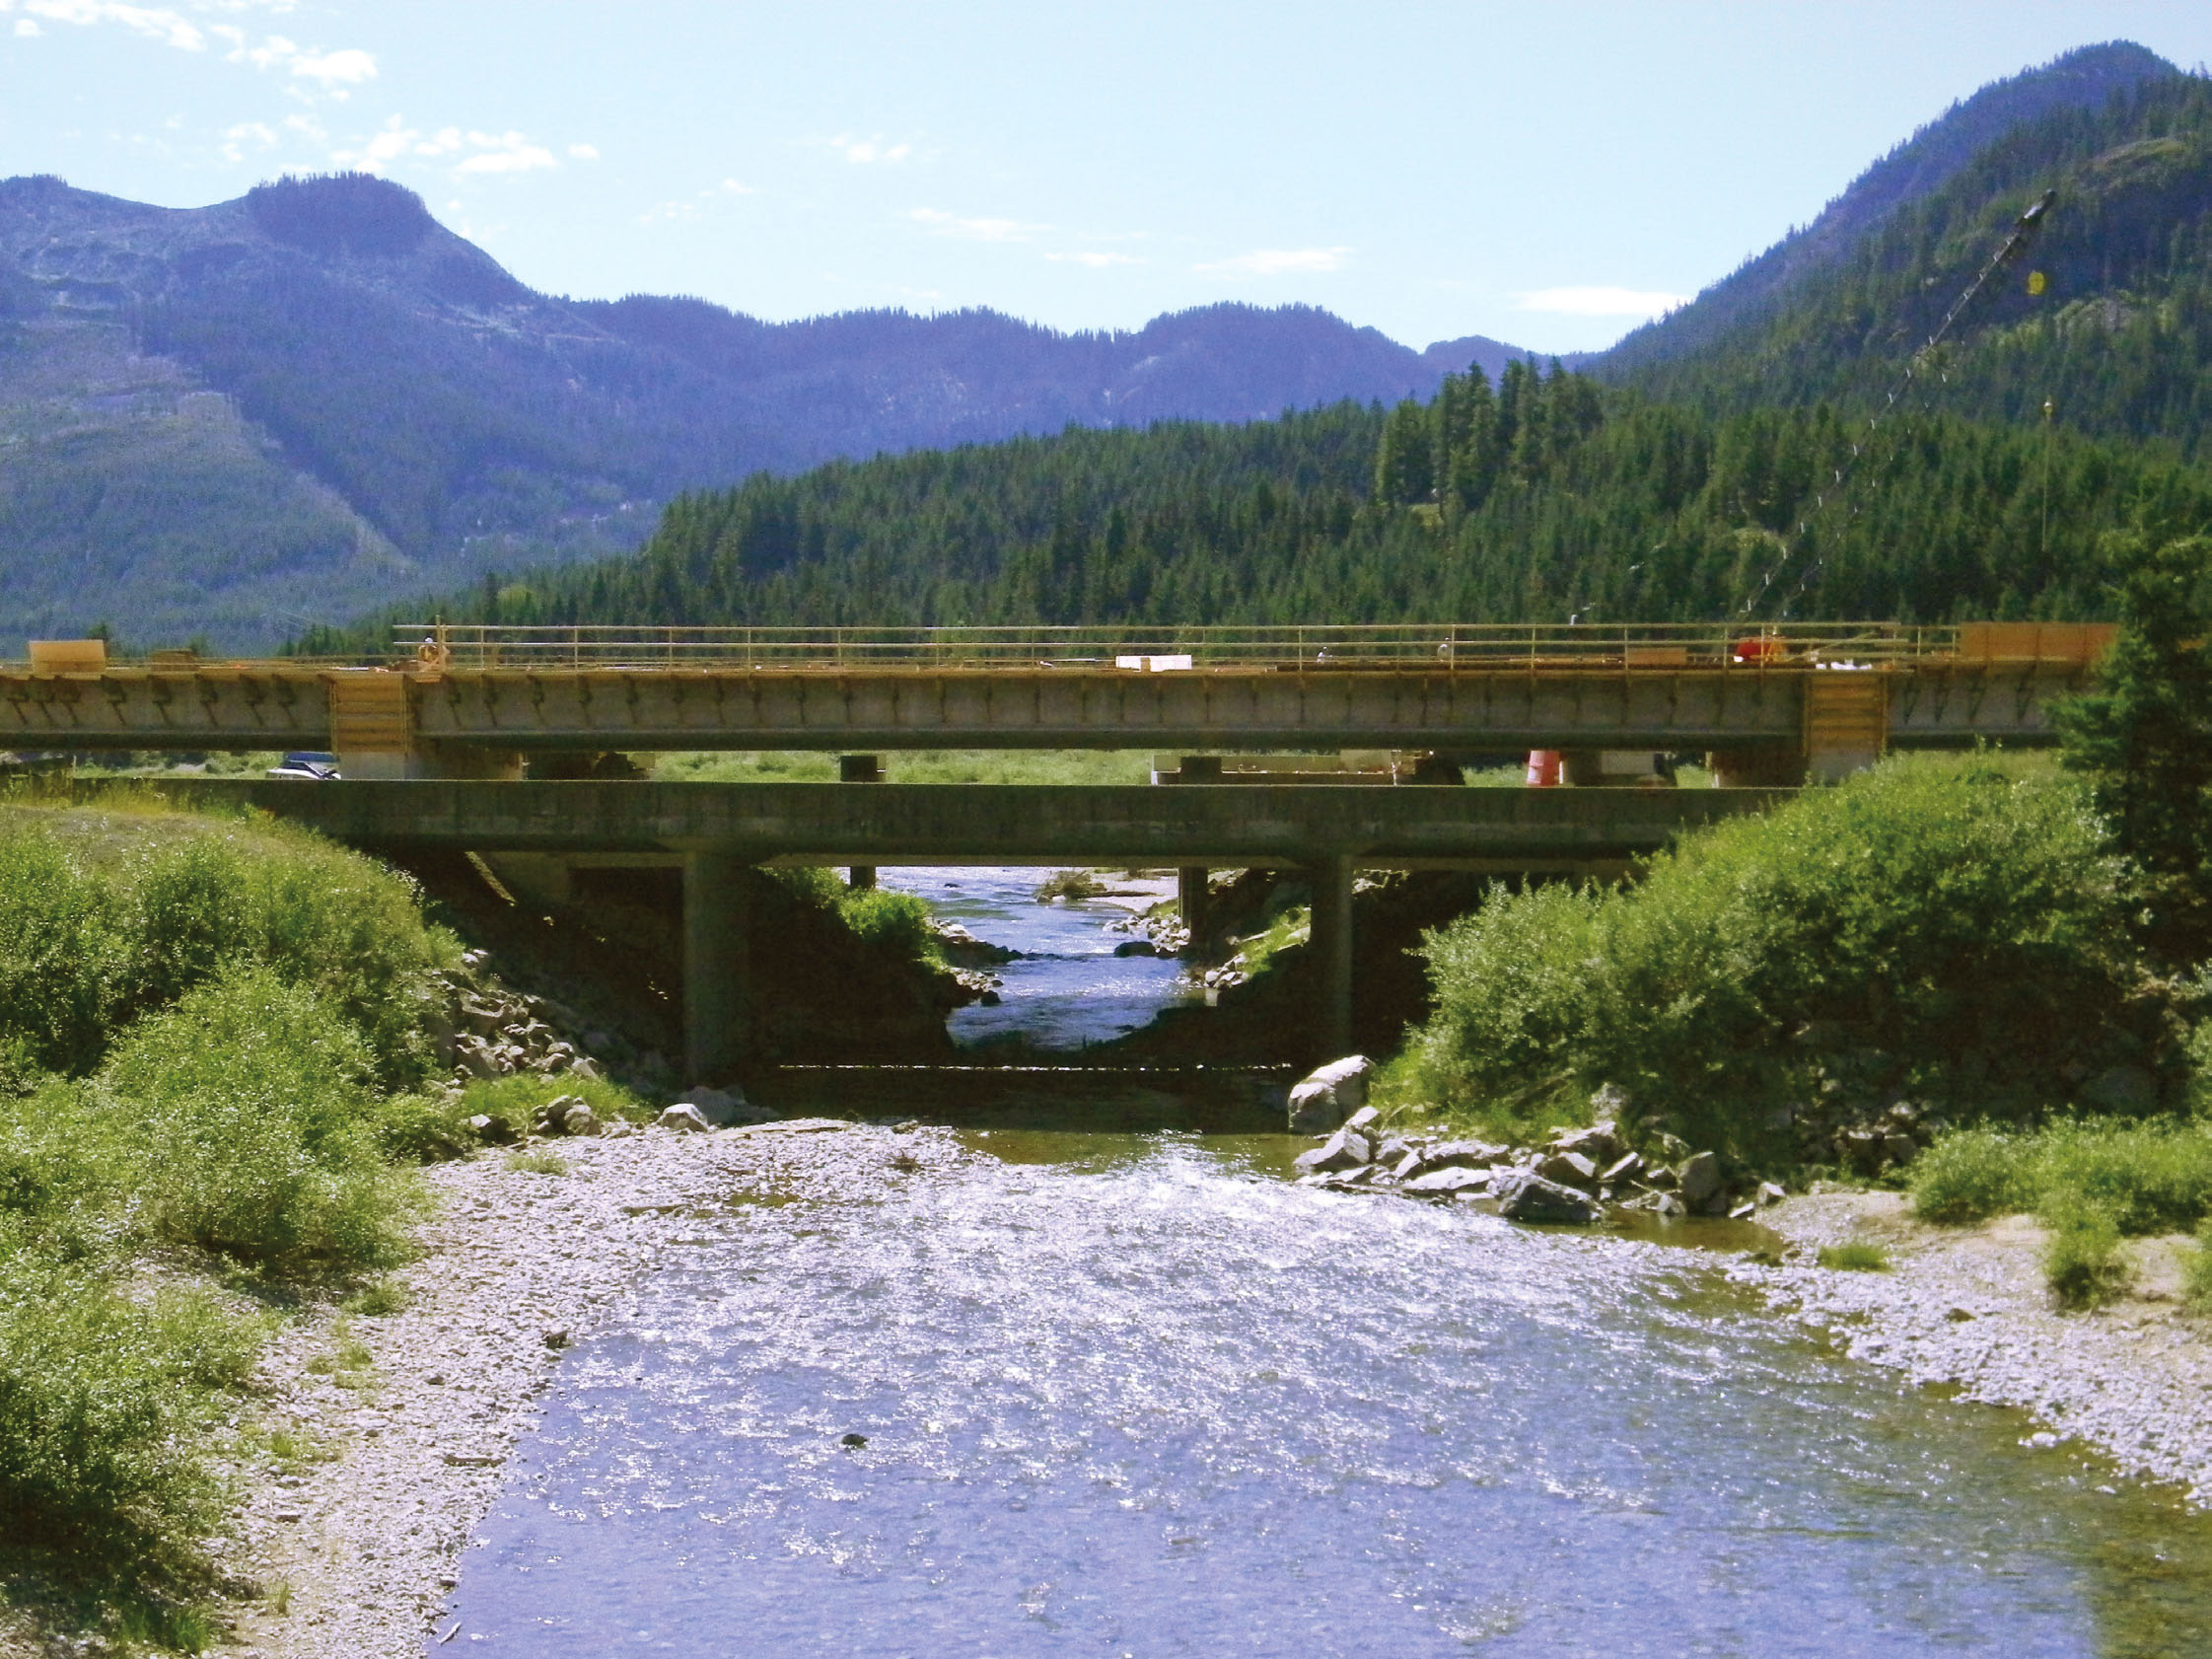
[{"x1": 433, "y1": 869, "x2": 2212, "y2": 1656}]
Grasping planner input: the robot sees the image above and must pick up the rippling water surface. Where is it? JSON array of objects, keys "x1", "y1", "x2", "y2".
[
  {"x1": 879, "y1": 866, "x2": 1197, "y2": 1050},
  {"x1": 436, "y1": 869, "x2": 2212, "y2": 1656},
  {"x1": 440, "y1": 1132, "x2": 2212, "y2": 1657}
]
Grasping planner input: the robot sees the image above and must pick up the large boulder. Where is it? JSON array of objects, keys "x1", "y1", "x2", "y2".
[
  {"x1": 1294, "y1": 1126, "x2": 1373, "y2": 1175},
  {"x1": 1286, "y1": 1055, "x2": 1374, "y2": 1133},
  {"x1": 676, "y1": 1086, "x2": 764, "y2": 1128},
  {"x1": 1677, "y1": 1151, "x2": 1724, "y2": 1208},
  {"x1": 1536, "y1": 1150, "x2": 1599, "y2": 1191},
  {"x1": 656, "y1": 1103, "x2": 711, "y2": 1133},
  {"x1": 1403, "y1": 1167, "x2": 1492, "y2": 1199},
  {"x1": 1417, "y1": 1139, "x2": 1510, "y2": 1173},
  {"x1": 1492, "y1": 1168, "x2": 1604, "y2": 1224}
]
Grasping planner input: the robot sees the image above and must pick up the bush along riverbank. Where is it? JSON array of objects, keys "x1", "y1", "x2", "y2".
[
  {"x1": 1361, "y1": 750, "x2": 2212, "y2": 1312},
  {"x1": 0, "y1": 796, "x2": 974, "y2": 1654}
]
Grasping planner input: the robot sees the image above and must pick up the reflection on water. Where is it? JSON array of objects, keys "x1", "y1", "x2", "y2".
[
  {"x1": 436, "y1": 1130, "x2": 2212, "y2": 1657},
  {"x1": 879, "y1": 866, "x2": 1198, "y2": 1050}
]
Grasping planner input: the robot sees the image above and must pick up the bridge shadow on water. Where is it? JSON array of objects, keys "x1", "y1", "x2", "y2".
[{"x1": 751, "y1": 1063, "x2": 1294, "y2": 1133}]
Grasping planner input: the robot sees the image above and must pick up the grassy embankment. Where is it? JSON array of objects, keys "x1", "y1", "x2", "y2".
[
  {"x1": 0, "y1": 794, "x2": 660, "y2": 1648},
  {"x1": 1379, "y1": 751, "x2": 2212, "y2": 1306}
]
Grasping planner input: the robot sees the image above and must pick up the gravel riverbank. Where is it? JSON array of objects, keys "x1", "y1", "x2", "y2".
[
  {"x1": 1744, "y1": 1190, "x2": 2212, "y2": 1504},
  {"x1": 176, "y1": 1141, "x2": 2212, "y2": 1657},
  {"x1": 206, "y1": 1122, "x2": 872, "y2": 1659}
]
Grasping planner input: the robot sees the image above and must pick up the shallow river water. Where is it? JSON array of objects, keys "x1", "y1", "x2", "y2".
[{"x1": 434, "y1": 871, "x2": 2212, "y2": 1657}]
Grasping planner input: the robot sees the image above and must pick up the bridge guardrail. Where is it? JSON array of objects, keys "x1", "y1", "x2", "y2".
[{"x1": 384, "y1": 621, "x2": 1989, "y2": 673}]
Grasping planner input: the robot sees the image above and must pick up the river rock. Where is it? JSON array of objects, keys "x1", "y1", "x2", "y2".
[
  {"x1": 560, "y1": 1102, "x2": 601, "y2": 1136},
  {"x1": 1677, "y1": 1151, "x2": 1723, "y2": 1207},
  {"x1": 1418, "y1": 1139, "x2": 1509, "y2": 1173},
  {"x1": 1111, "y1": 939, "x2": 1159, "y2": 958},
  {"x1": 656, "y1": 1104, "x2": 711, "y2": 1133},
  {"x1": 1294, "y1": 1127, "x2": 1372, "y2": 1175},
  {"x1": 1547, "y1": 1122, "x2": 1619, "y2": 1164},
  {"x1": 1286, "y1": 1055, "x2": 1375, "y2": 1132},
  {"x1": 1492, "y1": 1168, "x2": 1603, "y2": 1224},
  {"x1": 1757, "y1": 1181, "x2": 1786, "y2": 1207},
  {"x1": 1653, "y1": 1191, "x2": 1687, "y2": 1218},
  {"x1": 1601, "y1": 1151, "x2": 1645, "y2": 1186},
  {"x1": 1536, "y1": 1151, "x2": 1599, "y2": 1191},
  {"x1": 676, "y1": 1086, "x2": 756, "y2": 1128},
  {"x1": 1404, "y1": 1167, "x2": 1492, "y2": 1199}
]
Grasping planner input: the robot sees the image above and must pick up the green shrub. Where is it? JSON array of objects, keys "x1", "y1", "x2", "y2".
[
  {"x1": 2041, "y1": 1195, "x2": 2129, "y2": 1308},
  {"x1": 0, "y1": 1259, "x2": 257, "y2": 1562},
  {"x1": 102, "y1": 969, "x2": 415, "y2": 1273},
  {"x1": 835, "y1": 887, "x2": 941, "y2": 966},
  {"x1": 366, "y1": 1092, "x2": 480, "y2": 1163},
  {"x1": 1398, "y1": 757, "x2": 2144, "y2": 1154},
  {"x1": 1817, "y1": 1240, "x2": 1892, "y2": 1271},
  {"x1": 1390, "y1": 880, "x2": 1600, "y2": 1124},
  {"x1": 1910, "y1": 1128, "x2": 2038, "y2": 1223},
  {"x1": 0, "y1": 1079, "x2": 137, "y2": 1265},
  {"x1": 0, "y1": 812, "x2": 459, "y2": 1085},
  {"x1": 2186, "y1": 1219, "x2": 2212, "y2": 1311},
  {"x1": 1911, "y1": 1119, "x2": 2212, "y2": 1234},
  {"x1": 0, "y1": 831, "x2": 129, "y2": 1074}
]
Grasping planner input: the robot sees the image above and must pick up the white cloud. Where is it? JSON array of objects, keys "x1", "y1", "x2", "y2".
[
  {"x1": 15, "y1": 18, "x2": 42, "y2": 36},
  {"x1": 828, "y1": 132, "x2": 911, "y2": 165},
  {"x1": 1515, "y1": 285, "x2": 1688, "y2": 319},
  {"x1": 1047, "y1": 251, "x2": 1140, "y2": 267},
  {"x1": 287, "y1": 44, "x2": 372, "y2": 85},
  {"x1": 455, "y1": 130, "x2": 555, "y2": 175},
  {"x1": 567, "y1": 142, "x2": 599, "y2": 161},
  {"x1": 217, "y1": 116, "x2": 273, "y2": 160},
  {"x1": 720, "y1": 177, "x2": 756, "y2": 194},
  {"x1": 16, "y1": 0, "x2": 207, "y2": 50},
  {"x1": 1196, "y1": 246, "x2": 1350, "y2": 277},
  {"x1": 335, "y1": 117, "x2": 560, "y2": 180},
  {"x1": 907, "y1": 206, "x2": 1033, "y2": 244}
]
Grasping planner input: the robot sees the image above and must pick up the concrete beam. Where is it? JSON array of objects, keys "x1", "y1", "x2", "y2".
[{"x1": 116, "y1": 778, "x2": 1794, "y2": 866}]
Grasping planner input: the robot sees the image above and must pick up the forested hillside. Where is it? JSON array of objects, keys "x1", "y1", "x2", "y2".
[
  {"x1": 0, "y1": 173, "x2": 1521, "y2": 652},
  {"x1": 306, "y1": 359, "x2": 2212, "y2": 648},
  {"x1": 1602, "y1": 61, "x2": 2212, "y2": 460}
]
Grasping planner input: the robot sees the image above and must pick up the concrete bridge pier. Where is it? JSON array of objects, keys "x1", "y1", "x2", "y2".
[
  {"x1": 682, "y1": 850, "x2": 751, "y2": 1085},
  {"x1": 1177, "y1": 867, "x2": 1210, "y2": 948},
  {"x1": 841, "y1": 754, "x2": 883, "y2": 889},
  {"x1": 1309, "y1": 853, "x2": 1355, "y2": 1063}
]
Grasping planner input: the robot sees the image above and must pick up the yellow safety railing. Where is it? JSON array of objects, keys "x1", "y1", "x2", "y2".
[{"x1": 384, "y1": 620, "x2": 2013, "y2": 673}]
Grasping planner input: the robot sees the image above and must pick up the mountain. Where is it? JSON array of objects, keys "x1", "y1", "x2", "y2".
[
  {"x1": 1600, "y1": 41, "x2": 2180, "y2": 375},
  {"x1": 1594, "y1": 45, "x2": 2212, "y2": 466},
  {"x1": 0, "y1": 172, "x2": 1535, "y2": 653}
]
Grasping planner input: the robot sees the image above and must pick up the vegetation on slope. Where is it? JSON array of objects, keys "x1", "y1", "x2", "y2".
[
  {"x1": 1607, "y1": 68, "x2": 2212, "y2": 462},
  {"x1": 301, "y1": 359, "x2": 2212, "y2": 647}
]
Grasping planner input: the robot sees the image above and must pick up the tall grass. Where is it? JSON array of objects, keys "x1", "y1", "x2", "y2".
[
  {"x1": 0, "y1": 805, "x2": 467, "y2": 1608},
  {"x1": 1911, "y1": 1118, "x2": 2212, "y2": 1307},
  {"x1": 0, "y1": 810, "x2": 458, "y2": 1083}
]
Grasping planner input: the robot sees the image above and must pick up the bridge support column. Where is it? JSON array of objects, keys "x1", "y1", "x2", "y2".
[
  {"x1": 841, "y1": 754, "x2": 883, "y2": 889},
  {"x1": 1310, "y1": 853, "x2": 1354, "y2": 1062},
  {"x1": 1177, "y1": 867, "x2": 1209, "y2": 949},
  {"x1": 683, "y1": 850, "x2": 750, "y2": 1085}
]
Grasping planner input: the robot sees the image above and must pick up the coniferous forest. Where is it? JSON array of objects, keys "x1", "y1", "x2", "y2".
[{"x1": 303, "y1": 357, "x2": 2212, "y2": 651}]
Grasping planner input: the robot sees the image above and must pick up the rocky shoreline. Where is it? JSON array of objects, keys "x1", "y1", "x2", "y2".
[{"x1": 149, "y1": 1115, "x2": 2209, "y2": 1658}]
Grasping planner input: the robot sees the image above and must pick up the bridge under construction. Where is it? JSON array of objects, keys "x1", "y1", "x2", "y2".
[{"x1": 11, "y1": 620, "x2": 2115, "y2": 1076}]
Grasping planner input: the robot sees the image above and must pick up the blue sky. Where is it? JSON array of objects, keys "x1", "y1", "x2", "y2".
[{"x1": 4, "y1": 1, "x2": 2210, "y2": 353}]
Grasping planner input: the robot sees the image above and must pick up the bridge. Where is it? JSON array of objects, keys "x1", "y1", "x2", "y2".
[
  {"x1": 7, "y1": 620, "x2": 2111, "y2": 784},
  {"x1": 13, "y1": 620, "x2": 2113, "y2": 1080}
]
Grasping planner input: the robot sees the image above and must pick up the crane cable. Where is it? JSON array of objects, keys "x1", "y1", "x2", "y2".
[{"x1": 1740, "y1": 186, "x2": 2059, "y2": 620}]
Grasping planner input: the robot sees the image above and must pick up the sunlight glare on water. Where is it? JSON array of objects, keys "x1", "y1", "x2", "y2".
[{"x1": 436, "y1": 1130, "x2": 2212, "y2": 1657}]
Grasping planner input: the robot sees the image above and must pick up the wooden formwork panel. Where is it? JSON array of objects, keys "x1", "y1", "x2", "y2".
[{"x1": 327, "y1": 672, "x2": 411, "y2": 754}]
